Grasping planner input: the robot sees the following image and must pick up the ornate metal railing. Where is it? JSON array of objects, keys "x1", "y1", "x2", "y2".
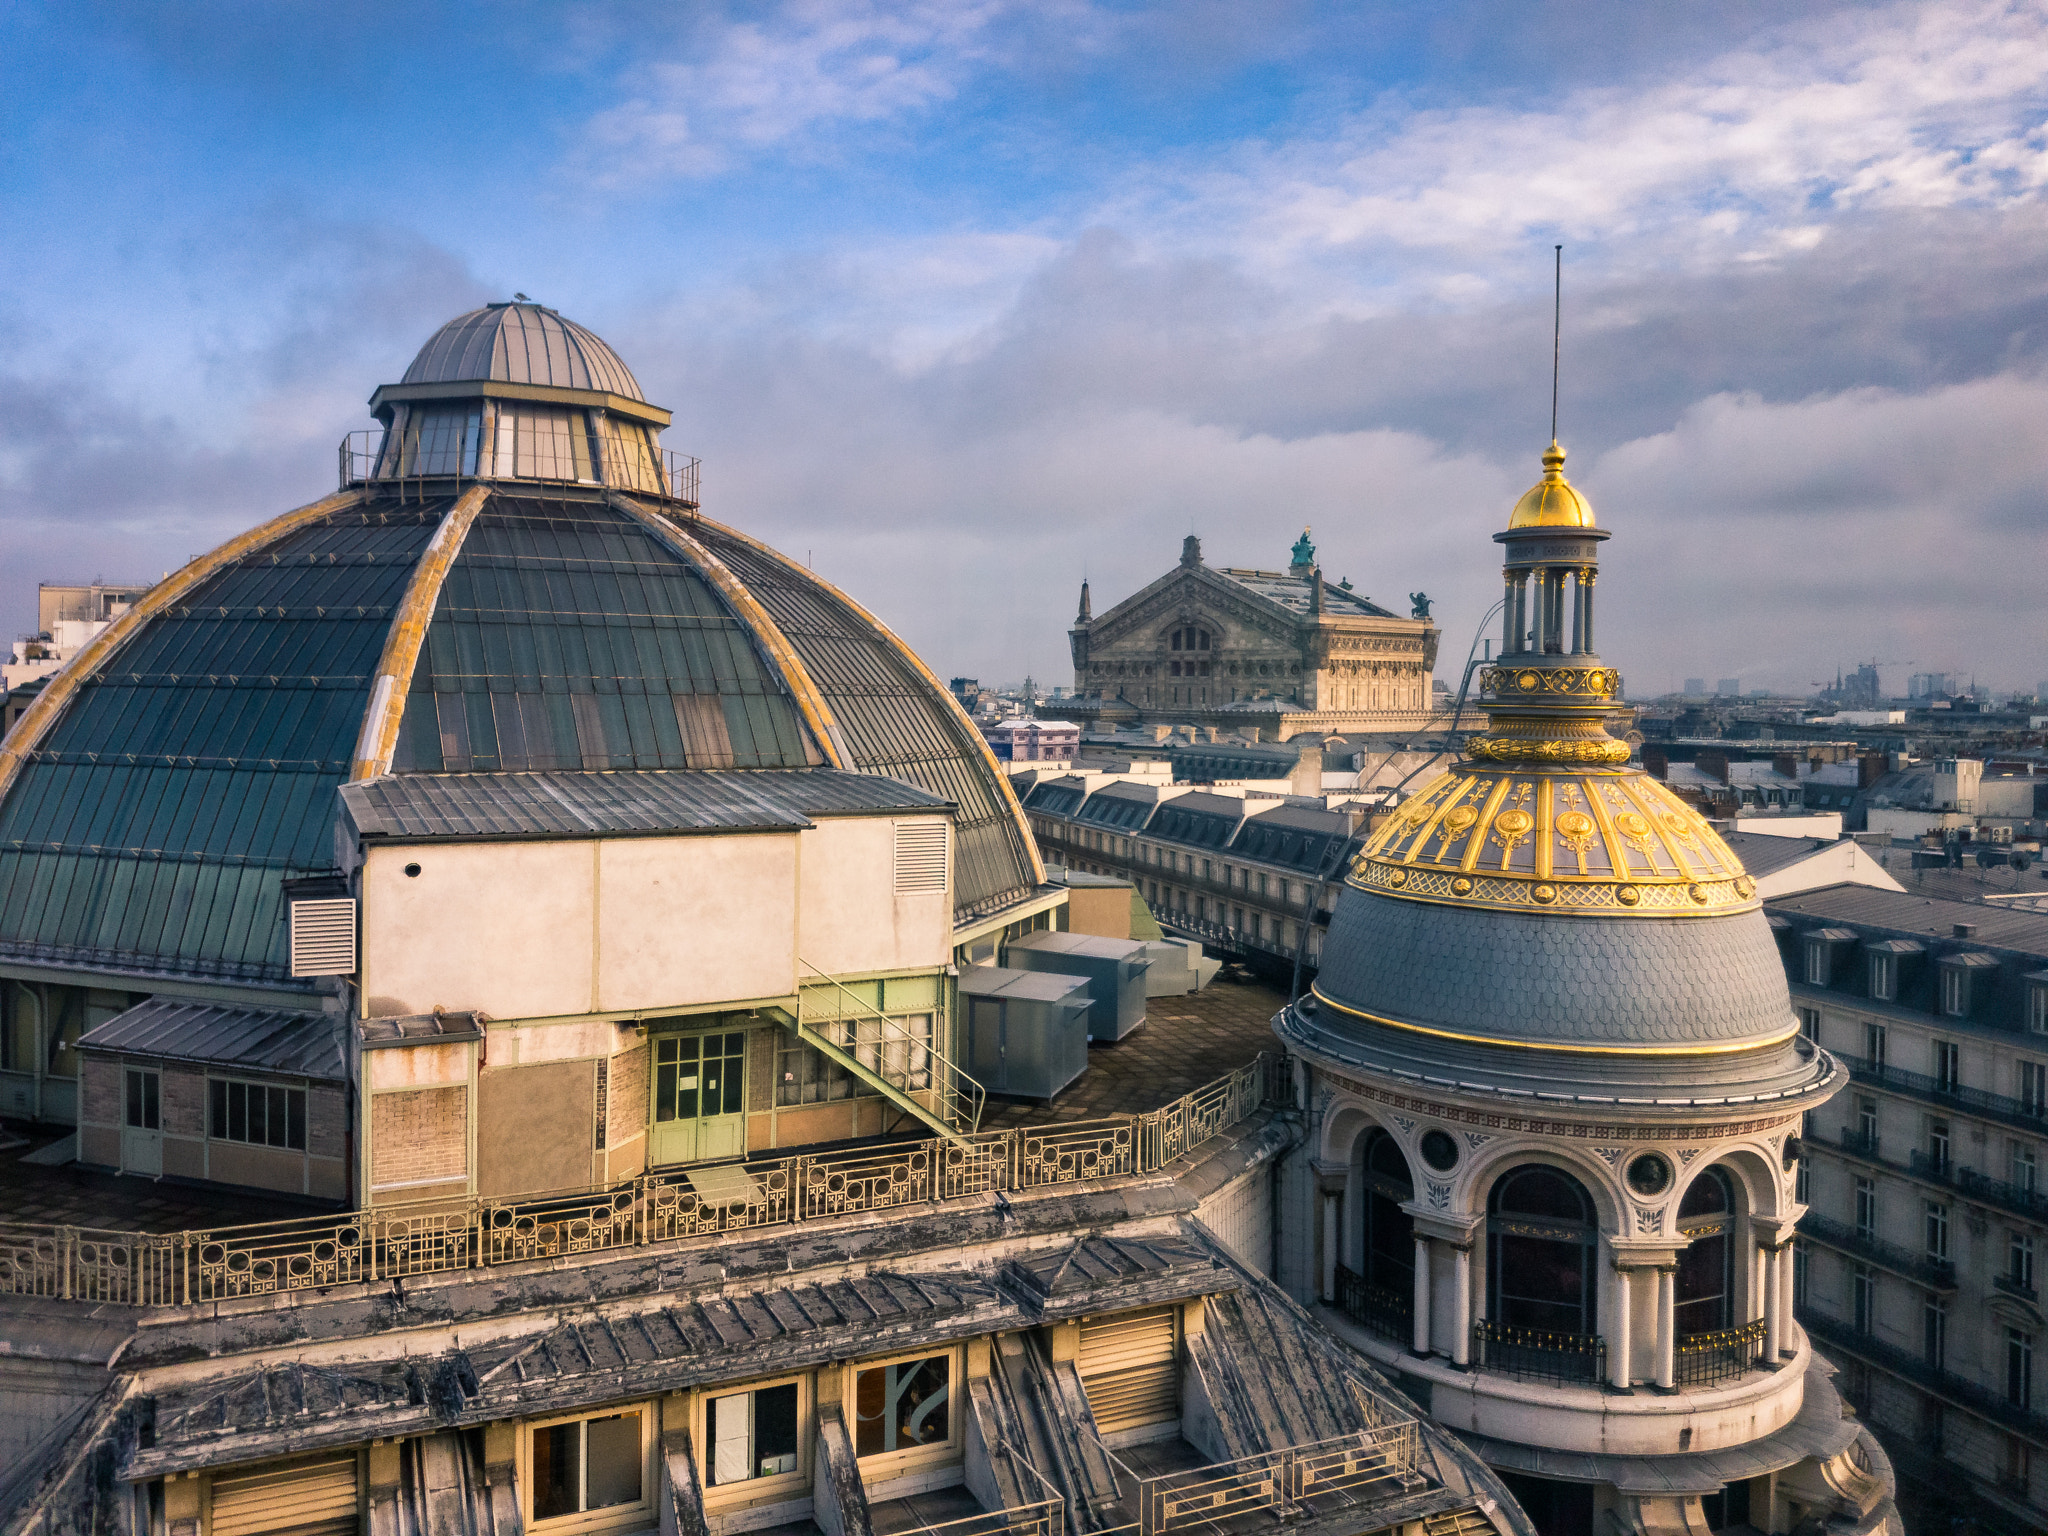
[
  {"x1": 1469, "y1": 1320, "x2": 1606, "y2": 1385},
  {"x1": 1674, "y1": 1319, "x2": 1767, "y2": 1387},
  {"x1": 1090, "y1": 1422, "x2": 1420, "y2": 1536},
  {"x1": 1798, "y1": 1211, "x2": 1956, "y2": 1290},
  {"x1": 1843, "y1": 1054, "x2": 2048, "y2": 1136},
  {"x1": 1333, "y1": 1261, "x2": 1413, "y2": 1343},
  {"x1": 0, "y1": 1055, "x2": 1288, "y2": 1309}
]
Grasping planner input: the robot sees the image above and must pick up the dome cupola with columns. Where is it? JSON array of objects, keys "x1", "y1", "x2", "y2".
[{"x1": 1274, "y1": 438, "x2": 1898, "y2": 1536}]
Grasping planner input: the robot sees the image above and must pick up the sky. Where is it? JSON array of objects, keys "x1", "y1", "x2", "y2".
[{"x1": 2, "y1": 0, "x2": 2046, "y2": 699}]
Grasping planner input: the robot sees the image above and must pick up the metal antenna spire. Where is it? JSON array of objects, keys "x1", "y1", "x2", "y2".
[{"x1": 1550, "y1": 244, "x2": 1563, "y2": 444}]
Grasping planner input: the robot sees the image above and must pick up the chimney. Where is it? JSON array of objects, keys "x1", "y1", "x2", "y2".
[
  {"x1": 1698, "y1": 750, "x2": 1731, "y2": 785},
  {"x1": 1292, "y1": 742, "x2": 1324, "y2": 797},
  {"x1": 1773, "y1": 753, "x2": 1797, "y2": 780},
  {"x1": 1643, "y1": 748, "x2": 1670, "y2": 781},
  {"x1": 1858, "y1": 753, "x2": 1888, "y2": 789},
  {"x1": 1954, "y1": 923, "x2": 1977, "y2": 939}
]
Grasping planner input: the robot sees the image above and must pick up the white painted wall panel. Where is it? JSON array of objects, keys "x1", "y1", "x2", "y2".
[
  {"x1": 597, "y1": 833, "x2": 798, "y2": 1011},
  {"x1": 797, "y1": 817, "x2": 949, "y2": 979}
]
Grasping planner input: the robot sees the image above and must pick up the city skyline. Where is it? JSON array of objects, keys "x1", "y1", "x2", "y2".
[{"x1": 3, "y1": 0, "x2": 2046, "y2": 696}]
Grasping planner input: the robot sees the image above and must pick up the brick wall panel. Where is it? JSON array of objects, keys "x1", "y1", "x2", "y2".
[
  {"x1": 609, "y1": 1043, "x2": 648, "y2": 1149},
  {"x1": 308, "y1": 1085, "x2": 346, "y2": 1160},
  {"x1": 80, "y1": 1058, "x2": 120, "y2": 1126},
  {"x1": 371, "y1": 1086, "x2": 467, "y2": 1190},
  {"x1": 162, "y1": 1067, "x2": 206, "y2": 1137}
]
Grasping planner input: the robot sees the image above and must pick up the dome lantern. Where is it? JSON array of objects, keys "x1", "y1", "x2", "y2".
[{"x1": 344, "y1": 301, "x2": 696, "y2": 505}]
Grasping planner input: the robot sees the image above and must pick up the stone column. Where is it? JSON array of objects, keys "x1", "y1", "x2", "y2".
[
  {"x1": 1321, "y1": 1191, "x2": 1339, "y2": 1303},
  {"x1": 1763, "y1": 1241, "x2": 1784, "y2": 1361},
  {"x1": 1610, "y1": 1264, "x2": 1634, "y2": 1389},
  {"x1": 1451, "y1": 1242, "x2": 1473, "y2": 1366},
  {"x1": 1580, "y1": 569, "x2": 1596, "y2": 653},
  {"x1": 1779, "y1": 1242, "x2": 1797, "y2": 1357},
  {"x1": 1655, "y1": 1266, "x2": 1677, "y2": 1391},
  {"x1": 1503, "y1": 572, "x2": 1517, "y2": 655},
  {"x1": 1412, "y1": 1234, "x2": 1433, "y2": 1355}
]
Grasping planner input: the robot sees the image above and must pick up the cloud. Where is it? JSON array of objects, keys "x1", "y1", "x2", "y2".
[
  {"x1": 1107, "y1": 0, "x2": 2048, "y2": 296},
  {"x1": 578, "y1": 0, "x2": 1018, "y2": 180}
]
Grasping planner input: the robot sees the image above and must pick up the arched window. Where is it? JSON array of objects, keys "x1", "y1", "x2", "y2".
[
  {"x1": 1168, "y1": 626, "x2": 1212, "y2": 654},
  {"x1": 1675, "y1": 1167, "x2": 1735, "y2": 1336},
  {"x1": 1488, "y1": 1165, "x2": 1599, "y2": 1336},
  {"x1": 1356, "y1": 1129, "x2": 1414, "y2": 1298}
]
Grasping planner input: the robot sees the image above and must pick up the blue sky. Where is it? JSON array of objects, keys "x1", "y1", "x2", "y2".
[{"x1": 4, "y1": 0, "x2": 2046, "y2": 696}]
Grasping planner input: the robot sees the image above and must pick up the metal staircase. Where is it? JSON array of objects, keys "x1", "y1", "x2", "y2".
[
  {"x1": 1424, "y1": 1505, "x2": 1501, "y2": 1536},
  {"x1": 792, "y1": 959, "x2": 985, "y2": 1144}
]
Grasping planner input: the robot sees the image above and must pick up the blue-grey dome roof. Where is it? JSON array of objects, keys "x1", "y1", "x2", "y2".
[
  {"x1": 1312, "y1": 886, "x2": 1796, "y2": 1052},
  {"x1": 403, "y1": 303, "x2": 644, "y2": 400}
]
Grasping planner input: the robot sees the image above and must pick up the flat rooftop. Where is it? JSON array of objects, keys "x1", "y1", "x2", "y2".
[{"x1": 1, "y1": 978, "x2": 1288, "y2": 1236}]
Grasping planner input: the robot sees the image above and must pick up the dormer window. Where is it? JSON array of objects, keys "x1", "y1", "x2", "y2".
[
  {"x1": 2028, "y1": 972, "x2": 2048, "y2": 1035},
  {"x1": 1939, "y1": 951, "x2": 1998, "y2": 1019}
]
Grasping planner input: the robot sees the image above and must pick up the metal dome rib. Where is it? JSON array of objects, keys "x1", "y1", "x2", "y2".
[{"x1": 401, "y1": 303, "x2": 645, "y2": 400}]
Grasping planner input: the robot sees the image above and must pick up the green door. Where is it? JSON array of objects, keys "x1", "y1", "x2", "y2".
[{"x1": 650, "y1": 1031, "x2": 748, "y2": 1166}]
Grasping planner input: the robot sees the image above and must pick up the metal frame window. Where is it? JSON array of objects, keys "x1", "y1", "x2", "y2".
[
  {"x1": 851, "y1": 1348, "x2": 956, "y2": 1461},
  {"x1": 125, "y1": 1067, "x2": 160, "y2": 1131},
  {"x1": 1869, "y1": 952, "x2": 1896, "y2": 1001},
  {"x1": 2010, "y1": 1329, "x2": 2035, "y2": 1410},
  {"x1": 1942, "y1": 966, "x2": 1968, "y2": 1018},
  {"x1": 1805, "y1": 940, "x2": 1830, "y2": 986},
  {"x1": 2023, "y1": 1061, "x2": 2048, "y2": 1118},
  {"x1": 1927, "y1": 1119, "x2": 1950, "y2": 1174},
  {"x1": 702, "y1": 1376, "x2": 804, "y2": 1491},
  {"x1": 1852, "y1": 1266, "x2": 1876, "y2": 1334},
  {"x1": 1864, "y1": 1023, "x2": 1887, "y2": 1069},
  {"x1": 1933, "y1": 1039, "x2": 1960, "y2": 1094},
  {"x1": 209, "y1": 1078, "x2": 306, "y2": 1150},
  {"x1": 2013, "y1": 1231, "x2": 2036, "y2": 1291},
  {"x1": 2015, "y1": 1144, "x2": 2039, "y2": 1193},
  {"x1": 2032, "y1": 981, "x2": 2048, "y2": 1036},
  {"x1": 1924, "y1": 1294, "x2": 1948, "y2": 1370},
  {"x1": 526, "y1": 1404, "x2": 650, "y2": 1529},
  {"x1": 1854, "y1": 1177, "x2": 1876, "y2": 1240},
  {"x1": 1798, "y1": 1006, "x2": 1819, "y2": 1041},
  {"x1": 1925, "y1": 1201, "x2": 1949, "y2": 1262}
]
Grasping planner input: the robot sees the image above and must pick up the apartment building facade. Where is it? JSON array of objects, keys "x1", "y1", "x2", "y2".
[
  {"x1": 1771, "y1": 884, "x2": 2048, "y2": 1529},
  {"x1": 1017, "y1": 776, "x2": 1366, "y2": 974}
]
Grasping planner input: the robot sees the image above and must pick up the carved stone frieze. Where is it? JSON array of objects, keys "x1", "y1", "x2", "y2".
[{"x1": 1319, "y1": 1067, "x2": 1802, "y2": 1144}]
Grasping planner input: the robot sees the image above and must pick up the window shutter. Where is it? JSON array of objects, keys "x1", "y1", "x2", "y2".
[
  {"x1": 894, "y1": 820, "x2": 949, "y2": 895},
  {"x1": 1079, "y1": 1305, "x2": 1180, "y2": 1433},
  {"x1": 289, "y1": 899, "x2": 357, "y2": 977},
  {"x1": 211, "y1": 1457, "x2": 359, "y2": 1536}
]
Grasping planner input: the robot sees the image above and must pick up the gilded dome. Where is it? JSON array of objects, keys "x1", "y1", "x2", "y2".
[{"x1": 1508, "y1": 443, "x2": 1596, "y2": 528}]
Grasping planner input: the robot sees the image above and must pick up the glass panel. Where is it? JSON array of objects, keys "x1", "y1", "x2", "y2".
[
  {"x1": 1675, "y1": 1231, "x2": 1730, "y2": 1335},
  {"x1": 0, "y1": 504, "x2": 445, "y2": 981},
  {"x1": 142, "y1": 1071, "x2": 159, "y2": 1130},
  {"x1": 709, "y1": 1392, "x2": 752, "y2": 1486},
  {"x1": 126, "y1": 1069, "x2": 144, "y2": 1128},
  {"x1": 1493, "y1": 1235, "x2": 1588, "y2": 1333},
  {"x1": 584, "y1": 1412, "x2": 642, "y2": 1509},
  {"x1": 288, "y1": 1088, "x2": 305, "y2": 1151},
  {"x1": 532, "y1": 1422, "x2": 580, "y2": 1520},
  {"x1": 854, "y1": 1356, "x2": 950, "y2": 1457},
  {"x1": 229, "y1": 1081, "x2": 247, "y2": 1142},
  {"x1": 45, "y1": 987, "x2": 84, "y2": 1077},
  {"x1": 754, "y1": 1384, "x2": 798, "y2": 1476},
  {"x1": 210, "y1": 1078, "x2": 226, "y2": 1138}
]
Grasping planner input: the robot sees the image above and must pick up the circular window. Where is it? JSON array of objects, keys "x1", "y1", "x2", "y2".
[
  {"x1": 1627, "y1": 1153, "x2": 1672, "y2": 1197},
  {"x1": 404, "y1": 862, "x2": 422, "y2": 878},
  {"x1": 1420, "y1": 1130, "x2": 1459, "y2": 1172}
]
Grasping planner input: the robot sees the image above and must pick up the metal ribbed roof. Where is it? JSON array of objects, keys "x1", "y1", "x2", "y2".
[
  {"x1": 341, "y1": 768, "x2": 947, "y2": 841},
  {"x1": 690, "y1": 518, "x2": 1041, "y2": 922},
  {"x1": 77, "y1": 998, "x2": 344, "y2": 1080},
  {"x1": 401, "y1": 304, "x2": 644, "y2": 400}
]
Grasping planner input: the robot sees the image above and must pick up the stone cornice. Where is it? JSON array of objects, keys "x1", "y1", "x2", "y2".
[{"x1": 1320, "y1": 1065, "x2": 1806, "y2": 1143}]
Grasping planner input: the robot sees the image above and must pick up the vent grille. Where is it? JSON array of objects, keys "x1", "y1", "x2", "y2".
[
  {"x1": 211, "y1": 1457, "x2": 359, "y2": 1536},
  {"x1": 289, "y1": 898, "x2": 357, "y2": 977},
  {"x1": 894, "y1": 819, "x2": 949, "y2": 895},
  {"x1": 1079, "y1": 1305, "x2": 1180, "y2": 1433}
]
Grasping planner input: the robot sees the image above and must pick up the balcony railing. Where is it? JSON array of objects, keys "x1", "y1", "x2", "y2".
[
  {"x1": 1090, "y1": 1421, "x2": 1422, "y2": 1536},
  {"x1": 1333, "y1": 1262, "x2": 1413, "y2": 1344},
  {"x1": 1802, "y1": 1308, "x2": 2048, "y2": 1441},
  {"x1": 1843, "y1": 1055, "x2": 2048, "y2": 1136},
  {"x1": 1797, "y1": 1211, "x2": 1957, "y2": 1290},
  {"x1": 0, "y1": 1054, "x2": 1289, "y2": 1309},
  {"x1": 1956, "y1": 1167, "x2": 2048, "y2": 1224},
  {"x1": 1470, "y1": 1320, "x2": 1606, "y2": 1385},
  {"x1": 338, "y1": 430, "x2": 701, "y2": 506},
  {"x1": 1674, "y1": 1319, "x2": 1768, "y2": 1387},
  {"x1": 1994, "y1": 1273, "x2": 2041, "y2": 1303},
  {"x1": 1829, "y1": 1130, "x2": 2048, "y2": 1226},
  {"x1": 907, "y1": 1458, "x2": 1064, "y2": 1536}
]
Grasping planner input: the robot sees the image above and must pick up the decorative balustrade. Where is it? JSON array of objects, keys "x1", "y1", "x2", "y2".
[
  {"x1": 1798, "y1": 1211, "x2": 1956, "y2": 1290},
  {"x1": 1333, "y1": 1261, "x2": 1413, "y2": 1344},
  {"x1": 337, "y1": 430, "x2": 700, "y2": 506},
  {"x1": 1674, "y1": 1319, "x2": 1768, "y2": 1387},
  {"x1": 0, "y1": 1055, "x2": 1288, "y2": 1309},
  {"x1": 1469, "y1": 1320, "x2": 1606, "y2": 1385}
]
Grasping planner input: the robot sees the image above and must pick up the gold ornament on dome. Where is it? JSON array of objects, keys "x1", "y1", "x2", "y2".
[
  {"x1": 1480, "y1": 665, "x2": 1620, "y2": 699},
  {"x1": 1617, "y1": 885, "x2": 1641, "y2": 905},
  {"x1": 1465, "y1": 736, "x2": 1632, "y2": 765}
]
